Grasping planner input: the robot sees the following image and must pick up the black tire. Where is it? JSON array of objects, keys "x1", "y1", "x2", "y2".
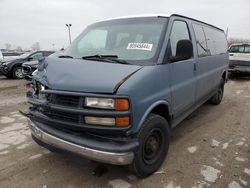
[
  {"x1": 130, "y1": 114, "x2": 170, "y2": 178},
  {"x1": 209, "y1": 79, "x2": 225, "y2": 105},
  {"x1": 12, "y1": 66, "x2": 23, "y2": 79}
]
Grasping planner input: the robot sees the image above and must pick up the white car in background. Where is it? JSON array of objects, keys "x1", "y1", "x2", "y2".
[{"x1": 228, "y1": 44, "x2": 250, "y2": 74}]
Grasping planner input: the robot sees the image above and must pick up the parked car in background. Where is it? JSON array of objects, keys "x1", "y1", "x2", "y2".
[
  {"x1": 22, "y1": 14, "x2": 228, "y2": 177},
  {"x1": 0, "y1": 51, "x2": 3, "y2": 62},
  {"x1": 22, "y1": 51, "x2": 59, "y2": 77},
  {"x1": 2, "y1": 52, "x2": 23, "y2": 60},
  {"x1": 0, "y1": 51, "x2": 54, "y2": 79},
  {"x1": 228, "y1": 44, "x2": 250, "y2": 75},
  {"x1": 0, "y1": 51, "x2": 3, "y2": 76}
]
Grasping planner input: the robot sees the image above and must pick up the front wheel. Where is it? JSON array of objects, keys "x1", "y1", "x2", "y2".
[
  {"x1": 130, "y1": 114, "x2": 170, "y2": 178},
  {"x1": 12, "y1": 66, "x2": 24, "y2": 79}
]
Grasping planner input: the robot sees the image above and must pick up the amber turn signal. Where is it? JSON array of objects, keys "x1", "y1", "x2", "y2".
[
  {"x1": 116, "y1": 117, "x2": 130, "y2": 127},
  {"x1": 115, "y1": 99, "x2": 129, "y2": 111}
]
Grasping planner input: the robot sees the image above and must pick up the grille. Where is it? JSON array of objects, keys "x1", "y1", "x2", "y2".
[
  {"x1": 48, "y1": 94, "x2": 81, "y2": 107},
  {"x1": 43, "y1": 109, "x2": 80, "y2": 123}
]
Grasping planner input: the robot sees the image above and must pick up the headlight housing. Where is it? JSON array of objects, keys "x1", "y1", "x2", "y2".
[
  {"x1": 85, "y1": 97, "x2": 115, "y2": 109},
  {"x1": 33, "y1": 82, "x2": 46, "y2": 99},
  {"x1": 85, "y1": 97, "x2": 129, "y2": 111},
  {"x1": 31, "y1": 64, "x2": 38, "y2": 69}
]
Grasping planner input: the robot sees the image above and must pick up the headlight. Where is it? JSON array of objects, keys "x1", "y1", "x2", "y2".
[
  {"x1": 32, "y1": 64, "x2": 38, "y2": 68},
  {"x1": 33, "y1": 82, "x2": 46, "y2": 99},
  {"x1": 85, "y1": 97, "x2": 129, "y2": 111},
  {"x1": 85, "y1": 97, "x2": 115, "y2": 109}
]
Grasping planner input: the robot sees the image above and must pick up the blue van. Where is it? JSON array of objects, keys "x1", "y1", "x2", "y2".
[{"x1": 22, "y1": 14, "x2": 228, "y2": 177}]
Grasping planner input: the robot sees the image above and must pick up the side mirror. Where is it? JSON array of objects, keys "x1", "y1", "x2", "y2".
[{"x1": 170, "y1": 40, "x2": 193, "y2": 63}]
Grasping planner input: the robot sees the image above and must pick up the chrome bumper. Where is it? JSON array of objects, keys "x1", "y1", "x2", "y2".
[{"x1": 28, "y1": 120, "x2": 134, "y2": 165}]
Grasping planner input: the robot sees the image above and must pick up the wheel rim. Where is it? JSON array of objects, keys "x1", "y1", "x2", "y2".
[
  {"x1": 142, "y1": 128, "x2": 164, "y2": 165},
  {"x1": 15, "y1": 68, "x2": 23, "y2": 78}
]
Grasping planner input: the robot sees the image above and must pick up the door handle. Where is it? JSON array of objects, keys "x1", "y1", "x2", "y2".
[{"x1": 229, "y1": 54, "x2": 234, "y2": 56}]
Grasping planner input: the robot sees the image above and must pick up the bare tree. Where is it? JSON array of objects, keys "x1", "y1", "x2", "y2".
[
  {"x1": 31, "y1": 42, "x2": 41, "y2": 51},
  {"x1": 16, "y1": 46, "x2": 23, "y2": 52},
  {"x1": 5, "y1": 43, "x2": 11, "y2": 51},
  {"x1": 228, "y1": 38, "x2": 250, "y2": 46}
]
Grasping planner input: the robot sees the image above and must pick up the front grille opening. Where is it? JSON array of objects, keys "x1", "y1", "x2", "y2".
[
  {"x1": 43, "y1": 109, "x2": 80, "y2": 123},
  {"x1": 48, "y1": 94, "x2": 81, "y2": 107}
]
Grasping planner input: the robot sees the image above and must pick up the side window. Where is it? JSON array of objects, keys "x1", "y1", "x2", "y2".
[
  {"x1": 203, "y1": 27, "x2": 216, "y2": 55},
  {"x1": 30, "y1": 52, "x2": 43, "y2": 60},
  {"x1": 238, "y1": 45, "x2": 245, "y2": 53},
  {"x1": 229, "y1": 45, "x2": 239, "y2": 53},
  {"x1": 192, "y1": 24, "x2": 209, "y2": 57},
  {"x1": 170, "y1": 21, "x2": 190, "y2": 56},
  {"x1": 203, "y1": 27, "x2": 227, "y2": 55},
  {"x1": 244, "y1": 45, "x2": 250, "y2": 53},
  {"x1": 43, "y1": 52, "x2": 52, "y2": 57},
  {"x1": 213, "y1": 30, "x2": 228, "y2": 54}
]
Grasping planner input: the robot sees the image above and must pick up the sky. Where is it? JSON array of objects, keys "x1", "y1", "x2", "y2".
[{"x1": 0, "y1": 0, "x2": 249, "y2": 50}]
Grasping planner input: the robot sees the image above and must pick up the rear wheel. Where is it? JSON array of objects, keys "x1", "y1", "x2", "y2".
[
  {"x1": 130, "y1": 114, "x2": 170, "y2": 178},
  {"x1": 209, "y1": 79, "x2": 225, "y2": 105},
  {"x1": 12, "y1": 66, "x2": 23, "y2": 79}
]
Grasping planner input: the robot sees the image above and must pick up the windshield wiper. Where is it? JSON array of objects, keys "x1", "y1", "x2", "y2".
[
  {"x1": 81, "y1": 55, "x2": 131, "y2": 65},
  {"x1": 58, "y1": 55, "x2": 74, "y2": 59}
]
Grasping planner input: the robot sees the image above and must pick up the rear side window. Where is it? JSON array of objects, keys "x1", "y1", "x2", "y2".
[
  {"x1": 192, "y1": 24, "x2": 209, "y2": 57},
  {"x1": 193, "y1": 23, "x2": 227, "y2": 56},
  {"x1": 203, "y1": 27, "x2": 227, "y2": 55},
  {"x1": 170, "y1": 21, "x2": 190, "y2": 56}
]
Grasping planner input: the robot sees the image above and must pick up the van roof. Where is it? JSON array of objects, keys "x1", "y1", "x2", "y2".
[
  {"x1": 230, "y1": 43, "x2": 250, "y2": 46},
  {"x1": 99, "y1": 14, "x2": 224, "y2": 32}
]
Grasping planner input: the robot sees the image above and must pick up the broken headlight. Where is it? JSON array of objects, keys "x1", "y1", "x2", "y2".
[{"x1": 33, "y1": 82, "x2": 46, "y2": 99}]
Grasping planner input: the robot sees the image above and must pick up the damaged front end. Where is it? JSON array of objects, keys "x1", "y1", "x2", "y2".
[{"x1": 21, "y1": 57, "x2": 140, "y2": 165}]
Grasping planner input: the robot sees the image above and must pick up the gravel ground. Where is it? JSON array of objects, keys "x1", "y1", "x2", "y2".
[{"x1": 0, "y1": 75, "x2": 249, "y2": 188}]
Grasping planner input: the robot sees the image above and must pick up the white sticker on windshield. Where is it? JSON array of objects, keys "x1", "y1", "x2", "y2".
[{"x1": 127, "y1": 43, "x2": 153, "y2": 51}]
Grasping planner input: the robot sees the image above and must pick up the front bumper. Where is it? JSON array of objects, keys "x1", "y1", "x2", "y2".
[
  {"x1": 28, "y1": 118, "x2": 136, "y2": 165},
  {"x1": 22, "y1": 65, "x2": 36, "y2": 76},
  {"x1": 0, "y1": 65, "x2": 9, "y2": 75}
]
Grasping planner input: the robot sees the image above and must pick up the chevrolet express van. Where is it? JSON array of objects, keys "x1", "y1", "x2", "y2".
[{"x1": 22, "y1": 14, "x2": 228, "y2": 177}]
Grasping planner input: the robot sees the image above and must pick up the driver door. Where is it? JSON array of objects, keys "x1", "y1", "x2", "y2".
[{"x1": 168, "y1": 20, "x2": 196, "y2": 119}]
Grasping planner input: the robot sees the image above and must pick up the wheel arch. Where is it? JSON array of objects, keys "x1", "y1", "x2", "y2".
[
  {"x1": 136, "y1": 101, "x2": 172, "y2": 133},
  {"x1": 222, "y1": 69, "x2": 227, "y2": 82}
]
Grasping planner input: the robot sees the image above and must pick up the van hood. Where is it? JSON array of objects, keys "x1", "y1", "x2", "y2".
[{"x1": 33, "y1": 57, "x2": 142, "y2": 94}]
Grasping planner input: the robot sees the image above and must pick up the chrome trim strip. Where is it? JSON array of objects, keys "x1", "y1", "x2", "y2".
[{"x1": 28, "y1": 120, "x2": 134, "y2": 165}]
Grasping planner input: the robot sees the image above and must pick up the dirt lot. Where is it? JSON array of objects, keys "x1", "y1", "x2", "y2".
[{"x1": 0, "y1": 75, "x2": 249, "y2": 188}]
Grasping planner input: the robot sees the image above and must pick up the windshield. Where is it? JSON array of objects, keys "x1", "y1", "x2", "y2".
[
  {"x1": 64, "y1": 17, "x2": 168, "y2": 65},
  {"x1": 19, "y1": 52, "x2": 32, "y2": 59}
]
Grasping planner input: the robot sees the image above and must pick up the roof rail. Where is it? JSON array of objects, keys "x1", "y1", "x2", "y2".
[{"x1": 170, "y1": 14, "x2": 224, "y2": 32}]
